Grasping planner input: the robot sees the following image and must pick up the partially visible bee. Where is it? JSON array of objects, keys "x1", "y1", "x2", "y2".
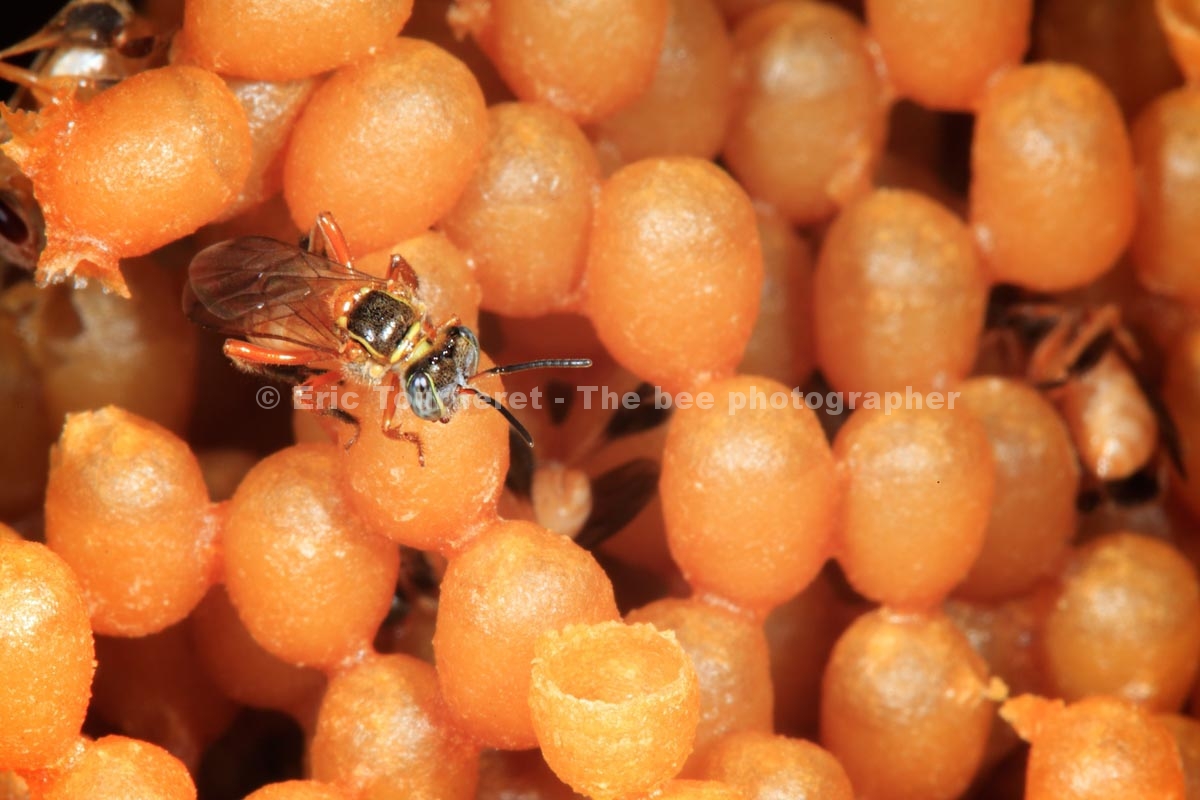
[
  {"x1": 496, "y1": 376, "x2": 673, "y2": 610},
  {"x1": 183, "y1": 212, "x2": 591, "y2": 465},
  {"x1": 0, "y1": 0, "x2": 162, "y2": 273},
  {"x1": 0, "y1": 0, "x2": 158, "y2": 102},
  {"x1": 0, "y1": 166, "x2": 41, "y2": 276},
  {"x1": 985, "y1": 288, "x2": 1184, "y2": 487},
  {"x1": 503, "y1": 379, "x2": 668, "y2": 549}
]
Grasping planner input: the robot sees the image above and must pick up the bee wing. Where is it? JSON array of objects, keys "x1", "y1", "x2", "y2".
[
  {"x1": 602, "y1": 382, "x2": 671, "y2": 441},
  {"x1": 573, "y1": 458, "x2": 661, "y2": 551},
  {"x1": 184, "y1": 236, "x2": 383, "y2": 352}
]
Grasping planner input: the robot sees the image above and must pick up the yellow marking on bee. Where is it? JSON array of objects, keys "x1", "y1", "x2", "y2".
[
  {"x1": 346, "y1": 331, "x2": 384, "y2": 360},
  {"x1": 409, "y1": 338, "x2": 434, "y2": 363},
  {"x1": 389, "y1": 322, "x2": 426, "y2": 364}
]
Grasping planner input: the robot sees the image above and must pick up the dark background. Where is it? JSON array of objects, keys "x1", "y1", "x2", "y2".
[
  {"x1": 0, "y1": 0, "x2": 157, "y2": 97},
  {"x1": 5, "y1": 0, "x2": 78, "y2": 48}
]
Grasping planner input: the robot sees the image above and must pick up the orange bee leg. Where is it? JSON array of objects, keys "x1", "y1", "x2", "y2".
[
  {"x1": 380, "y1": 372, "x2": 426, "y2": 467},
  {"x1": 0, "y1": 61, "x2": 72, "y2": 102},
  {"x1": 1081, "y1": 304, "x2": 1143, "y2": 363},
  {"x1": 223, "y1": 339, "x2": 324, "y2": 368},
  {"x1": 0, "y1": 26, "x2": 63, "y2": 60},
  {"x1": 1004, "y1": 302, "x2": 1087, "y2": 389},
  {"x1": 1026, "y1": 320, "x2": 1076, "y2": 389},
  {"x1": 1034, "y1": 304, "x2": 1139, "y2": 390},
  {"x1": 385, "y1": 252, "x2": 421, "y2": 292},
  {"x1": 306, "y1": 211, "x2": 354, "y2": 270},
  {"x1": 1059, "y1": 304, "x2": 1124, "y2": 363},
  {"x1": 302, "y1": 369, "x2": 343, "y2": 390}
]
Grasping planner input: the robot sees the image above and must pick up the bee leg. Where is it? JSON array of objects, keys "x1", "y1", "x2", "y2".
[
  {"x1": 328, "y1": 408, "x2": 361, "y2": 449},
  {"x1": 380, "y1": 372, "x2": 426, "y2": 466},
  {"x1": 1031, "y1": 376, "x2": 1071, "y2": 392},
  {"x1": 0, "y1": 27, "x2": 62, "y2": 60},
  {"x1": 1071, "y1": 303, "x2": 1144, "y2": 365},
  {"x1": 1026, "y1": 315, "x2": 1078, "y2": 388},
  {"x1": 305, "y1": 212, "x2": 354, "y2": 270},
  {"x1": 0, "y1": 5, "x2": 112, "y2": 60},
  {"x1": 0, "y1": 62, "x2": 70, "y2": 102},
  {"x1": 224, "y1": 340, "x2": 323, "y2": 367},
  {"x1": 385, "y1": 252, "x2": 421, "y2": 293},
  {"x1": 1056, "y1": 304, "x2": 1132, "y2": 377},
  {"x1": 382, "y1": 428, "x2": 426, "y2": 468}
]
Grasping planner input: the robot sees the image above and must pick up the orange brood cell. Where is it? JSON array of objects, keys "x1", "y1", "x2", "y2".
[
  {"x1": 865, "y1": 0, "x2": 1032, "y2": 111},
  {"x1": 0, "y1": 536, "x2": 94, "y2": 771},
  {"x1": 814, "y1": 188, "x2": 988, "y2": 397},
  {"x1": 970, "y1": 63, "x2": 1136, "y2": 292},
  {"x1": 1, "y1": 66, "x2": 252, "y2": 296},
  {"x1": 822, "y1": 609, "x2": 997, "y2": 800},
  {"x1": 178, "y1": 0, "x2": 413, "y2": 81},
  {"x1": 955, "y1": 377, "x2": 1080, "y2": 601},
  {"x1": 433, "y1": 519, "x2": 619, "y2": 748},
  {"x1": 584, "y1": 157, "x2": 762, "y2": 394},
  {"x1": 724, "y1": 1, "x2": 888, "y2": 224},
  {"x1": 222, "y1": 443, "x2": 399, "y2": 668},
  {"x1": 529, "y1": 621, "x2": 701, "y2": 799},
  {"x1": 450, "y1": 0, "x2": 669, "y2": 123},
  {"x1": 589, "y1": 0, "x2": 733, "y2": 165},
  {"x1": 441, "y1": 102, "x2": 600, "y2": 317},
  {"x1": 626, "y1": 598, "x2": 773, "y2": 771},
  {"x1": 283, "y1": 38, "x2": 487, "y2": 255},
  {"x1": 1002, "y1": 694, "x2": 1186, "y2": 800},
  {"x1": 660, "y1": 375, "x2": 837, "y2": 614},
  {"x1": 44, "y1": 407, "x2": 218, "y2": 637},
  {"x1": 41, "y1": 736, "x2": 196, "y2": 800},
  {"x1": 834, "y1": 404, "x2": 995, "y2": 609},
  {"x1": 310, "y1": 653, "x2": 480, "y2": 800}
]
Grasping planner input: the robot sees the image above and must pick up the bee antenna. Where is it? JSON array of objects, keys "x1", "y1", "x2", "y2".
[
  {"x1": 472, "y1": 358, "x2": 592, "y2": 379},
  {"x1": 460, "y1": 387, "x2": 535, "y2": 448}
]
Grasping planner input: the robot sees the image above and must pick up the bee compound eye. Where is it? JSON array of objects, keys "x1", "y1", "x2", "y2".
[
  {"x1": 405, "y1": 372, "x2": 440, "y2": 421},
  {"x1": 450, "y1": 325, "x2": 477, "y2": 348},
  {"x1": 448, "y1": 326, "x2": 480, "y2": 376}
]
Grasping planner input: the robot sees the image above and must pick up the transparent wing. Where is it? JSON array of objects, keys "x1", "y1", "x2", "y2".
[{"x1": 183, "y1": 236, "x2": 384, "y2": 352}]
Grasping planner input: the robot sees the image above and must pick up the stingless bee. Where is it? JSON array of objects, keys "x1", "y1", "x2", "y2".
[
  {"x1": 503, "y1": 379, "x2": 667, "y2": 550},
  {"x1": 0, "y1": 0, "x2": 162, "y2": 273},
  {"x1": 986, "y1": 290, "x2": 1184, "y2": 486},
  {"x1": 0, "y1": 0, "x2": 157, "y2": 101},
  {"x1": 183, "y1": 212, "x2": 591, "y2": 465}
]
